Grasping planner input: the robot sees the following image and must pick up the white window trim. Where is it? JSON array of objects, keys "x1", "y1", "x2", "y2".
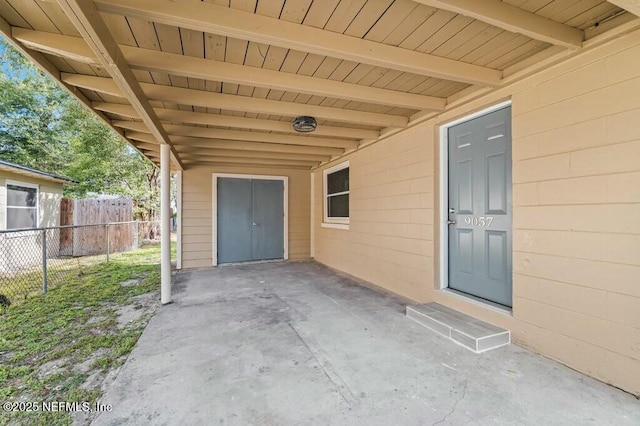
[
  {"x1": 4, "y1": 180, "x2": 39, "y2": 230},
  {"x1": 323, "y1": 160, "x2": 349, "y2": 228},
  {"x1": 211, "y1": 173, "x2": 289, "y2": 267}
]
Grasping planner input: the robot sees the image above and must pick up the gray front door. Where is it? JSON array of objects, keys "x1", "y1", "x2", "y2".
[
  {"x1": 217, "y1": 177, "x2": 284, "y2": 264},
  {"x1": 447, "y1": 106, "x2": 512, "y2": 307}
]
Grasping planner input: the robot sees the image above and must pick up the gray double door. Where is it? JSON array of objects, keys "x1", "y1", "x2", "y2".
[
  {"x1": 217, "y1": 177, "x2": 284, "y2": 264},
  {"x1": 447, "y1": 106, "x2": 512, "y2": 307}
]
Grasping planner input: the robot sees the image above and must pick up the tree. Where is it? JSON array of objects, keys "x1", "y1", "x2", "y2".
[
  {"x1": 0, "y1": 40, "x2": 71, "y2": 173},
  {"x1": 0, "y1": 37, "x2": 160, "y2": 220},
  {"x1": 61, "y1": 102, "x2": 159, "y2": 220}
]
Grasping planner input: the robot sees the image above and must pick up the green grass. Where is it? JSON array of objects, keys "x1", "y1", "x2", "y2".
[{"x1": 0, "y1": 243, "x2": 172, "y2": 426}]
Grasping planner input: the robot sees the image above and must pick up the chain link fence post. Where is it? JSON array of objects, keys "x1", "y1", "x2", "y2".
[
  {"x1": 0, "y1": 220, "x2": 159, "y2": 305},
  {"x1": 42, "y1": 229, "x2": 48, "y2": 294}
]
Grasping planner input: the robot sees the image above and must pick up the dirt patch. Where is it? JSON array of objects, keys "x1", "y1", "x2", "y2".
[
  {"x1": 120, "y1": 278, "x2": 140, "y2": 288},
  {"x1": 73, "y1": 349, "x2": 109, "y2": 374},
  {"x1": 37, "y1": 357, "x2": 70, "y2": 379},
  {"x1": 87, "y1": 315, "x2": 107, "y2": 324},
  {"x1": 120, "y1": 273, "x2": 148, "y2": 288},
  {"x1": 117, "y1": 291, "x2": 159, "y2": 328}
]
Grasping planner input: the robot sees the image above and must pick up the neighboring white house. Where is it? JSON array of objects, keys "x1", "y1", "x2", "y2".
[{"x1": 0, "y1": 160, "x2": 75, "y2": 270}]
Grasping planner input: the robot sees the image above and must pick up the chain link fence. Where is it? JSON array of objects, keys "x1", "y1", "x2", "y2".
[{"x1": 0, "y1": 221, "x2": 160, "y2": 307}]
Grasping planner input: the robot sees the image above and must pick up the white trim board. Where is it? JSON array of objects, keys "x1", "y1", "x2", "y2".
[
  {"x1": 310, "y1": 171, "x2": 315, "y2": 258},
  {"x1": 176, "y1": 171, "x2": 183, "y2": 270},
  {"x1": 211, "y1": 173, "x2": 289, "y2": 267},
  {"x1": 437, "y1": 100, "x2": 512, "y2": 291},
  {"x1": 322, "y1": 160, "x2": 350, "y2": 227}
]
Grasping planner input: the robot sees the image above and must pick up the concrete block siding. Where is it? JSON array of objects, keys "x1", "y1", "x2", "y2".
[
  {"x1": 313, "y1": 124, "x2": 435, "y2": 303},
  {"x1": 179, "y1": 30, "x2": 640, "y2": 395},
  {"x1": 313, "y1": 30, "x2": 640, "y2": 395}
]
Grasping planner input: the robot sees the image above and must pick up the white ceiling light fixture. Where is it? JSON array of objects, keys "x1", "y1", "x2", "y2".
[{"x1": 292, "y1": 116, "x2": 317, "y2": 133}]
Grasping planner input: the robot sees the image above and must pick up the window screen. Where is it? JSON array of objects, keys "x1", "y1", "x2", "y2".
[
  {"x1": 6, "y1": 184, "x2": 38, "y2": 229},
  {"x1": 325, "y1": 166, "x2": 349, "y2": 220}
]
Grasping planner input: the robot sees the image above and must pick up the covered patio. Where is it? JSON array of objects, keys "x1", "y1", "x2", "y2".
[
  {"x1": 92, "y1": 262, "x2": 640, "y2": 425},
  {"x1": 2, "y1": 0, "x2": 639, "y2": 400}
]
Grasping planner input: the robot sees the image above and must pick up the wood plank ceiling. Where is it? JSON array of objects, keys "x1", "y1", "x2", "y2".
[{"x1": 0, "y1": 0, "x2": 635, "y2": 170}]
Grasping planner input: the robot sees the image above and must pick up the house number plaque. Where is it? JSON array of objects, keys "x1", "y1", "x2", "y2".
[{"x1": 464, "y1": 216, "x2": 494, "y2": 227}]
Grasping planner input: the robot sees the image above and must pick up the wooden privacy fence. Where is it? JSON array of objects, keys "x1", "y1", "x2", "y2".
[{"x1": 60, "y1": 198, "x2": 134, "y2": 256}]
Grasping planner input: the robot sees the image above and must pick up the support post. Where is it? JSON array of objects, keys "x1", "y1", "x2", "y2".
[
  {"x1": 42, "y1": 229, "x2": 48, "y2": 294},
  {"x1": 176, "y1": 170, "x2": 183, "y2": 270},
  {"x1": 160, "y1": 144, "x2": 172, "y2": 304}
]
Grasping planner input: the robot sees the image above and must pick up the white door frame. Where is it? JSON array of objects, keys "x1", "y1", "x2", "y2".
[
  {"x1": 212, "y1": 173, "x2": 289, "y2": 267},
  {"x1": 438, "y1": 100, "x2": 512, "y2": 289}
]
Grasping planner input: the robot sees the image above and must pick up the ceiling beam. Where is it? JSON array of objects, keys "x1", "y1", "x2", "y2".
[
  {"x1": 110, "y1": 120, "x2": 149, "y2": 133},
  {"x1": 173, "y1": 148, "x2": 330, "y2": 163},
  {"x1": 125, "y1": 126, "x2": 359, "y2": 149},
  {"x1": 125, "y1": 46, "x2": 444, "y2": 111},
  {"x1": 90, "y1": 102, "x2": 138, "y2": 117},
  {"x1": 125, "y1": 129, "x2": 354, "y2": 150},
  {"x1": 55, "y1": 0, "x2": 183, "y2": 170},
  {"x1": 181, "y1": 160, "x2": 311, "y2": 170},
  {"x1": 112, "y1": 130, "x2": 344, "y2": 156},
  {"x1": 125, "y1": 131, "x2": 164, "y2": 144},
  {"x1": 110, "y1": 108, "x2": 379, "y2": 140},
  {"x1": 607, "y1": 1, "x2": 640, "y2": 17},
  {"x1": 157, "y1": 110, "x2": 379, "y2": 140},
  {"x1": 169, "y1": 137, "x2": 344, "y2": 157},
  {"x1": 116, "y1": 121, "x2": 356, "y2": 149},
  {"x1": 12, "y1": 27, "x2": 97, "y2": 64},
  {"x1": 62, "y1": 73, "x2": 408, "y2": 128},
  {"x1": 136, "y1": 141, "x2": 333, "y2": 162},
  {"x1": 178, "y1": 154, "x2": 318, "y2": 167},
  {"x1": 12, "y1": 28, "x2": 446, "y2": 111},
  {"x1": 94, "y1": 0, "x2": 502, "y2": 86},
  {"x1": 95, "y1": 103, "x2": 379, "y2": 139},
  {"x1": 143, "y1": 83, "x2": 406, "y2": 128},
  {"x1": 411, "y1": 0, "x2": 584, "y2": 48},
  {"x1": 133, "y1": 142, "x2": 159, "y2": 151},
  {"x1": 62, "y1": 73, "x2": 122, "y2": 96},
  {"x1": 161, "y1": 124, "x2": 358, "y2": 150}
]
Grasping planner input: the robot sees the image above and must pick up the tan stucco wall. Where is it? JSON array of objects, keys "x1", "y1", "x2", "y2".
[
  {"x1": 182, "y1": 165, "x2": 310, "y2": 269},
  {"x1": 313, "y1": 30, "x2": 640, "y2": 395},
  {"x1": 0, "y1": 171, "x2": 64, "y2": 230}
]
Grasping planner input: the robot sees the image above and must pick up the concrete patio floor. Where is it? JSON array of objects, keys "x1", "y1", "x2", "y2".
[{"x1": 94, "y1": 262, "x2": 640, "y2": 425}]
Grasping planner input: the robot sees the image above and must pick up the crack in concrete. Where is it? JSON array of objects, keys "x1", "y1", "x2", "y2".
[
  {"x1": 288, "y1": 322, "x2": 358, "y2": 408},
  {"x1": 432, "y1": 378, "x2": 468, "y2": 426},
  {"x1": 432, "y1": 358, "x2": 481, "y2": 425}
]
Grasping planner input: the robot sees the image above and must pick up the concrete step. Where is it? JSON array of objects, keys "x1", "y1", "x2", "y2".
[{"x1": 406, "y1": 303, "x2": 510, "y2": 353}]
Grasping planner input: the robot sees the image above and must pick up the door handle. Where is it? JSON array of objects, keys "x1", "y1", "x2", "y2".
[{"x1": 447, "y1": 220, "x2": 456, "y2": 225}]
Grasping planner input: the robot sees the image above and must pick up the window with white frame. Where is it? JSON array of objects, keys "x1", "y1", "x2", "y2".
[
  {"x1": 323, "y1": 161, "x2": 349, "y2": 225},
  {"x1": 6, "y1": 182, "x2": 38, "y2": 229}
]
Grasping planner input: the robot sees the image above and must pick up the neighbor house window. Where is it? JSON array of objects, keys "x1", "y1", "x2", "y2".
[
  {"x1": 6, "y1": 182, "x2": 38, "y2": 229},
  {"x1": 323, "y1": 161, "x2": 349, "y2": 226}
]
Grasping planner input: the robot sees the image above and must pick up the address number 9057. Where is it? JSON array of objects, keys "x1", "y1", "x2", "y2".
[{"x1": 464, "y1": 216, "x2": 494, "y2": 228}]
